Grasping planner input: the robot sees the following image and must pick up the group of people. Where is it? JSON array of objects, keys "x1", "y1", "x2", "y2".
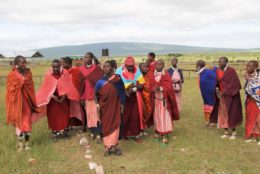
[
  {"x1": 197, "y1": 57, "x2": 260, "y2": 144},
  {"x1": 5, "y1": 52, "x2": 260, "y2": 156}
]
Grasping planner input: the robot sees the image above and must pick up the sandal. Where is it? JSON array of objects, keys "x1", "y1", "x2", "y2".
[
  {"x1": 115, "y1": 147, "x2": 122, "y2": 156},
  {"x1": 104, "y1": 148, "x2": 111, "y2": 156}
]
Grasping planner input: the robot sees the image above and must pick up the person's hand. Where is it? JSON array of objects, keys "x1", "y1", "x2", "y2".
[
  {"x1": 51, "y1": 95, "x2": 57, "y2": 100},
  {"x1": 153, "y1": 86, "x2": 159, "y2": 92},
  {"x1": 80, "y1": 99, "x2": 85, "y2": 106},
  {"x1": 96, "y1": 103, "x2": 100, "y2": 117},
  {"x1": 126, "y1": 87, "x2": 136, "y2": 95},
  {"x1": 59, "y1": 95, "x2": 66, "y2": 103},
  {"x1": 120, "y1": 105, "x2": 124, "y2": 114},
  {"x1": 156, "y1": 87, "x2": 162, "y2": 92},
  {"x1": 51, "y1": 95, "x2": 60, "y2": 102},
  {"x1": 219, "y1": 91, "x2": 226, "y2": 97},
  {"x1": 136, "y1": 84, "x2": 143, "y2": 91}
]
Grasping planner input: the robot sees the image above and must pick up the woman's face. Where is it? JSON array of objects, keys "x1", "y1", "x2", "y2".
[
  {"x1": 156, "y1": 61, "x2": 164, "y2": 72},
  {"x1": 247, "y1": 62, "x2": 256, "y2": 74},
  {"x1": 52, "y1": 62, "x2": 61, "y2": 75},
  {"x1": 171, "y1": 59, "x2": 178, "y2": 67},
  {"x1": 103, "y1": 62, "x2": 113, "y2": 75},
  {"x1": 16, "y1": 58, "x2": 27, "y2": 72},
  {"x1": 84, "y1": 54, "x2": 93, "y2": 65},
  {"x1": 140, "y1": 64, "x2": 148, "y2": 74},
  {"x1": 218, "y1": 58, "x2": 227, "y2": 70}
]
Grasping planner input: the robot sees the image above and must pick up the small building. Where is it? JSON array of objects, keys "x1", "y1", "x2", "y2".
[
  {"x1": 102, "y1": 48, "x2": 109, "y2": 57},
  {"x1": 0, "y1": 51, "x2": 44, "y2": 67},
  {"x1": 0, "y1": 51, "x2": 44, "y2": 59}
]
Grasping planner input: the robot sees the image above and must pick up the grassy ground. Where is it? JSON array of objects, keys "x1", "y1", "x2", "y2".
[{"x1": 0, "y1": 71, "x2": 259, "y2": 173}]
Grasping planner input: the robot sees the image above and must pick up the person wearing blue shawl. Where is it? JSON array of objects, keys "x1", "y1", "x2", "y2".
[
  {"x1": 95, "y1": 61, "x2": 126, "y2": 156},
  {"x1": 116, "y1": 56, "x2": 145, "y2": 142},
  {"x1": 196, "y1": 60, "x2": 218, "y2": 126}
]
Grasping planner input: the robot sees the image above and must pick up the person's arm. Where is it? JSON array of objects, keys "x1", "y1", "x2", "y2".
[
  {"x1": 180, "y1": 69, "x2": 184, "y2": 84},
  {"x1": 94, "y1": 92, "x2": 100, "y2": 117},
  {"x1": 59, "y1": 95, "x2": 66, "y2": 103},
  {"x1": 136, "y1": 83, "x2": 144, "y2": 91},
  {"x1": 125, "y1": 83, "x2": 134, "y2": 96}
]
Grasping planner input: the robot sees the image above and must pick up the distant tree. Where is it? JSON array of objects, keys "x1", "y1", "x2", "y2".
[{"x1": 167, "y1": 53, "x2": 183, "y2": 58}]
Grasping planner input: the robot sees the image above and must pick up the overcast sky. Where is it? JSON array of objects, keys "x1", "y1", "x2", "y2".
[{"x1": 1, "y1": 0, "x2": 260, "y2": 51}]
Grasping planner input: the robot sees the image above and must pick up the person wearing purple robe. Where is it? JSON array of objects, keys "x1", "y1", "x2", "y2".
[{"x1": 211, "y1": 57, "x2": 243, "y2": 140}]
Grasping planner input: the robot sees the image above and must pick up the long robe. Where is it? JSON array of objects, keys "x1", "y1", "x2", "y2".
[
  {"x1": 142, "y1": 74, "x2": 152, "y2": 127},
  {"x1": 153, "y1": 72, "x2": 174, "y2": 135},
  {"x1": 245, "y1": 71, "x2": 260, "y2": 138},
  {"x1": 47, "y1": 88, "x2": 70, "y2": 131},
  {"x1": 67, "y1": 67, "x2": 84, "y2": 126},
  {"x1": 198, "y1": 67, "x2": 218, "y2": 123},
  {"x1": 168, "y1": 67, "x2": 184, "y2": 112},
  {"x1": 116, "y1": 65, "x2": 145, "y2": 137},
  {"x1": 35, "y1": 69, "x2": 70, "y2": 131},
  {"x1": 212, "y1": 67, "x2": 243, "y2": 129},
  {"x1": 148, "y1": 70, "x2": 179, "y2": 128},
  {"x1": 6, "y1": 69, "x2": 39, "y2": 135},
  {"x1": 95, "y1": 75, "x2": 126, "y2": 147}
]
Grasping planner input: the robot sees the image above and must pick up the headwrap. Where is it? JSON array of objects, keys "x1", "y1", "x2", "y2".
[{"x1": 124, "y1": 56, "x2": 135, "y2": 66}]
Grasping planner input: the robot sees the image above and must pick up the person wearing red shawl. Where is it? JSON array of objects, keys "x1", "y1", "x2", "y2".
[
  {"x1": 80, "y1": 52, "x2": 104, "y2": 143},
  {"x1": 139, "y1": 62, "x2": 152, "y2": 136},
  {"x1": 115, "y1": 56, "x2": 145, "y2": 142},
  {"x1": 244, "y1": 61, "x2": 260, "y2": 145},
  {"x1": 212, "y1": 57, "x2": 243, "y2": 140},
  {"x1": 149, "y1": 59, "x2": 179, "y2": 144},
  {"x1": 62, "y1": 57, "x2": 85, "y2": 129},
  {"x1": 95, "y1": 61, "x2": 126, "y2": 156},
  {"x1": 36, "y1": 60, "x2": 70, "y2": 140},
  {"x1": 6, "y1": 56, "x2": 39, "y2": 151}
]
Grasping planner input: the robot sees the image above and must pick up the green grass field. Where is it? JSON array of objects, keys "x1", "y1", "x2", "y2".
[{"x1": 0, "y1": 56, "x2": 259, "y2": 174}]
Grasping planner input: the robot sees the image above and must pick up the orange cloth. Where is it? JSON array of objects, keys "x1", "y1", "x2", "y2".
[
  {"x1": 142, "y1": 75, "x2": 151, "y2": 126},
  {"x1": 85, "y1": 100, "x2": 100, "y2": 128},
  {"x1": 6, "y1": 69, "x2": 39, "y2": 128},
  {"x1": 103, "y1": 127, "x2": 120, "y2": 148},
  {"x1": 216, "y1": 69, "x2": 225, "y2": 91},
  {"x1": 67, "y1": 67, "x2": 83, "y2": 101}
]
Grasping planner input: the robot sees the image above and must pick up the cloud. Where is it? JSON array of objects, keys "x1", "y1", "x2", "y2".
[{"x1": 0, "y1": 0, "x2": 260, "y2": 51}]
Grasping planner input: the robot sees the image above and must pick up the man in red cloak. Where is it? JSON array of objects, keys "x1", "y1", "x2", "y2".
[
  {"x1": 6, "y1": 56, "x2": 39, "y2": 151},
  {"x1": 80, "y1": 52, "x2": 104, "y2": 143},
  {"x1": 62, "y1": 57, "x2": 85, "y2": 129},
  {"x1": 212, "y1": 57, "x2": 243, "y2": 140},
  {"x1": 36, "y1": 59, "x2": 70, "y2": 140}
]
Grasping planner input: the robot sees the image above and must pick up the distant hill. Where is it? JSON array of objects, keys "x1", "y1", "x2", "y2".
[{"x1": 36, "y1": 42, "x2": 246, "y2": 58}]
